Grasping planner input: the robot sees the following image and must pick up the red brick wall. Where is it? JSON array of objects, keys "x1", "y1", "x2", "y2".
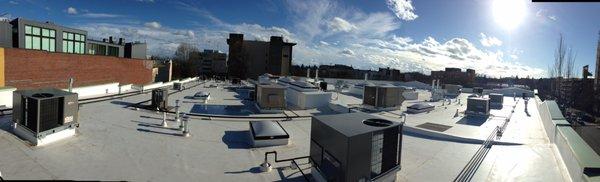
[{"x1": 4, "y1": 48, "x2": 154, "y2": 89}]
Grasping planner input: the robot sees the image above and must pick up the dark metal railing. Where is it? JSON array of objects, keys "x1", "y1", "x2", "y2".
[{"x1": 264, "y1": 151, "x2": 311, "y2": 181}]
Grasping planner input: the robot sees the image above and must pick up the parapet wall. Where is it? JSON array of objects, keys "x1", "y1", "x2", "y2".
[
  {"x1": 535, "y1": 97, "x2": 600, "y2": 182},
  {"x1": 3, "y1": 48, "x2": 154, "y2": 89}
]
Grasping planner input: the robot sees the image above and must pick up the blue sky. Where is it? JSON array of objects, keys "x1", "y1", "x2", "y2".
[{"x1": 1, "y1": 0, "x2": 600, "y2": 78}]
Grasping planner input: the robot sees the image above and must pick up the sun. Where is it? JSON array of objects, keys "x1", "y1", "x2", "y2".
[{"x1": 492, "y1": 0, "x2": 527, "y2": 31}]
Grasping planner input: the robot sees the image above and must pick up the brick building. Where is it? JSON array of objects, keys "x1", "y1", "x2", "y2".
[
  {"x1": 431, "y1": 67, "x2": 476, "y2": 87},
  {"x1": 193, "y1": 49, "x2": 227, "y2": 78},
  {"x1": 226, "y1": 33, "x2": 295, "y2": 79}
]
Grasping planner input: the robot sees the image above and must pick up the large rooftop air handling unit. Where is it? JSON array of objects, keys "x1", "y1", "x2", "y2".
[
  {"x1": 12, "y1": 88, "x2": 79, "y2": 146},
  {"x1": 310, "y1": 113, "x2": 403, "y2": 182},
  {"x1": 363, "y1": 85, "x2": 405, "y2": 111}
]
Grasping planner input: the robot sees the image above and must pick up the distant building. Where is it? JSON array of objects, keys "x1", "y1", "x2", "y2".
[
  {"x1": 431, "y1": 67, "x2": 475, "y2": 87},
  {"x1": 226, "y1": 33, "x2": 296, "y2": 79},
  {"x1": 87, "y1": 37, "x2": 125, "y2": 57},
  {"x1": 194, "y1": 49, "x2": 227, "y2": 77},
  {"x1": 373, "y1": 67, "x2": 401, "y2": 81},
  {"x1": 125, "y1": 41, "x2": 147, "y2": 59},
  {"x1": 0, "y1": 18, "x2": 146, "y2": 58}
]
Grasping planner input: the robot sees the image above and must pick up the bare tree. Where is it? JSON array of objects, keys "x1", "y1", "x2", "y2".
[
  {"x1": 565, "y1": 48, "x2": 577, "y2": 78},
  {"x1": 174, "y1": 42, "x2": 199, "y2": 62},
  {"x1": 554, "y1": 34, "x2": 566, "y2": 78}
]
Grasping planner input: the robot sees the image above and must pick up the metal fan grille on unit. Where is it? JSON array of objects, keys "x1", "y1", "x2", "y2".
[
  {"x1": 362, "y1": 119, "x2": 393, "y2": 127},
  {"x1": 32, "y1": 93, "x2": 54, "y2": 98}
]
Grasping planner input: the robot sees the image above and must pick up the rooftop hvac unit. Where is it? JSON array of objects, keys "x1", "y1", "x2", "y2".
[
  {"x1": 473, "y1": 87, "x2": 484, "y2": 95},
  {"x1": 12, "y1": 88, "x2": 78, "y2": 146},
  {"x1": 310, "y1": 113, "x2": 403, "y2": 182},
  {"x1": 173, "y1": 82, "x2": 184, "y2": 91},
  {"x1": 363, "y1": 85, "x2": 405, "y2": 109},
  {"x1": 466, "y1": 97, "x2": 490, "y2": 116},
  {"x1": 152, "y1": 88, "x2": 169, "y2": 110},
  {"x1": 489, "y1": 93, "x2": 503, "y2": 104}
]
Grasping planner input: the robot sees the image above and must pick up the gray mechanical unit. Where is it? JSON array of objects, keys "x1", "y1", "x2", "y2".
[
  {"x1": 363, "y1": 85, "x2": 405, "y2": 109},
  {"x1": 12, "y1": 88, "x2": 79, "y2": 139},
  {"x1": 466, "y1": 97, "x2": 490, "y2": 115},
  {"x1": 151, "y1": 88, "x2": 169, "y2": 110},
  {"x1": 489, "y1": 93, "x2": 504, "y2": 108},
  {"x1": 310, "y1": 112, "x2": 403, "y2": 182}
]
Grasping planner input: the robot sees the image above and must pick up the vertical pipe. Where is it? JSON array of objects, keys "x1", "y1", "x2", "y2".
[
  {"x1": 162, "y1": 111, "x2": 168, "y2": 127},
  {"x1": 68, "y1": 77, "x2": 74, "y2": 92}
]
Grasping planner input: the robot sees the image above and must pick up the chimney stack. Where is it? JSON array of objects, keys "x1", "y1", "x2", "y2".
[
  {"x1": 109, "y1": 36, "x2": 113, "y2": 43},
  {"x1": 118, "y1": 38, "x2": 124, "y2": 45}
]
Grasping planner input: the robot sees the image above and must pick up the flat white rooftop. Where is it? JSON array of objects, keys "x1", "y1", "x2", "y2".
[{"x1": 0, "y1": 80, "x2": 572, "y2": 181}]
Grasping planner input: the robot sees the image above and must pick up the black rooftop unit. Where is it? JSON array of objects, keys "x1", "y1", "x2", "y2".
[
  {"x1": 310, "y1": 112, "x2": 403, "y2": 182},
  {"x1": 173, "y1": 82, "x2": 184, "y2": 91},
  {"x1": 12, "y1": 88, "x2": 78, "y2": 138},
  {"x1": 151, "y1": 88, "x2": 168, "y2": 110}
]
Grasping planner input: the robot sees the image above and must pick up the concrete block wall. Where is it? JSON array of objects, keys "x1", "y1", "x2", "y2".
[{"x1": 3, "y1": 48, "x2": 154, "y2": 89}]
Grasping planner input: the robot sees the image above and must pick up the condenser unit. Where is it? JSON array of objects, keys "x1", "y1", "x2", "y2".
[
  {"x1": 310, "y1": 113, "x2": 403, "y2": 182},
  {"x1": 173, "y1": 82, "x2": 184, "y2": 91},
  {"x1": 363, "y1": 85, "x2": 405, "y2": 110},
  {"x1": 12, "y1": 88, "x2": 78, "y2": 146},
  {"x1": 151, "y1": 88, "x2": 169, "y2": 110},
  {"x1": 466, "y1": 97, "x2": 490, "y2": 116}
]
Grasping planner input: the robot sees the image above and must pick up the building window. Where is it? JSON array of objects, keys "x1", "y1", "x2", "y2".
[
  {"x1": 107, "y1": 46, "x2": 119, "y2": 57},
  {"x1": 62, "y1": 32, "x2": 85, "y2": 54},
  {"x1": 88, "y1": 43, "x2": 107, "y2": 55},
  {"x1": 24, "y1": 25, "x2": 56, "y2": 52}
]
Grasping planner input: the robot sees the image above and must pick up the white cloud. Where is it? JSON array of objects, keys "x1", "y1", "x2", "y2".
[
  {"x1": 144, "y1": 21, "x2": 161, "y2": 29},
  {"x1": 76, "y1": 0, "x2": 544, "y2": 78},
  {"x1": 340, "y1": 49, "x2": 355, "y2": 56},
  {"x1": 9, "y1": 1, "x2": 18, "y2": 5},
  {"x1": 386, "y1": 0, "x2": 418, "y2": 21},
  {"x1": 81, "y1": 13, "x2": 122, "y2": 18},
  {"x1": 67, "y1": 7, "x2": 78, "y2": 15},
  {"x1": 328, "y1": 17, "x2": 357, "y2": 32},
  {"x1": 536, "y1": 9, "x2": 557, "y2": 22},
  {"x1": 479, "y1": 33, "x2": 502, "y2": 47}
]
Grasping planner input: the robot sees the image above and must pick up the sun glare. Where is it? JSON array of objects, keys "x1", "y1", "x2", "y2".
[{"x1": 493, "y1": 0, "x2": 527, "y2": 31}]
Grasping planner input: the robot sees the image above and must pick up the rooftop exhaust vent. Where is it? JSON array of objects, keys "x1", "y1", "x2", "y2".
[{"x1": 362, "y1": 118, "x2": 393, "y2": 127}]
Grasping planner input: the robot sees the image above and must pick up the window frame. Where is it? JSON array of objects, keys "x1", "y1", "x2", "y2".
[
  {"x1": 24, "y1": 25, "x2": 56, "y2": 52},
  {"x1": 62, "y1": 31, "x2": 86, "y2": 54}
]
